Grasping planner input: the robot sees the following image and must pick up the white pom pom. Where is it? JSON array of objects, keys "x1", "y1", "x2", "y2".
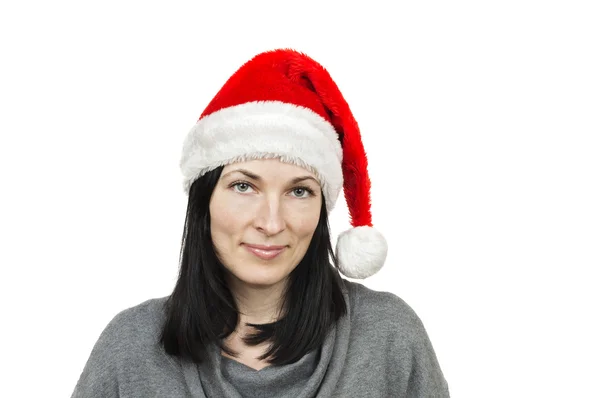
[{"x1": 335, "y1": 226, "x2": 388, "y2": 279}]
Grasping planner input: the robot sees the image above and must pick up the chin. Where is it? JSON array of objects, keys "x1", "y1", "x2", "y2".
[
  {"x1": 226, "y1": 258, "x2": 295, "y2": 289},
  {"x1": 233, "y1": 267, "x2": 289, "y2": 288}
]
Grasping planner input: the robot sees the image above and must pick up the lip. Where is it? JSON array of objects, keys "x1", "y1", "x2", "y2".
[{"x1": 243, "y1": 243, "x2": 287, "y2": 260}]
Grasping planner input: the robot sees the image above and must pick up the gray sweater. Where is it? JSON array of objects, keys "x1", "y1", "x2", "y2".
[{"x1": 71, "y1": 280, "x2": 450, "y2": 397}]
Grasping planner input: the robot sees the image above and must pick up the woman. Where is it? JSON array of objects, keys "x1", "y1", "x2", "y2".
[{"x1": 72, "y1": 48, "x2": 450, "y2": 397}]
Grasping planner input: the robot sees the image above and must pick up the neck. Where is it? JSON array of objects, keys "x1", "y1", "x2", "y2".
[
  {"x1": 228, "y1": 276, "x2": 287, "y2": 329},
  {"x1": 222, "y1": 276, "x2": 288, "y2": 363}
]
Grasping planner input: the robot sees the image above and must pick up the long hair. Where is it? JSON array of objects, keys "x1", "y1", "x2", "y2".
[{"x1": 159, "y1": 165, "x2": 348, "y2": 366}]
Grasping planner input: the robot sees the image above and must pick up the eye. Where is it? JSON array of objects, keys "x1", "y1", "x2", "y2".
[
  {"x1": 290, "y1": 187, "x2": 314, "y2": 198},
  {"x1": 232, "y1": 182, "x2": 254, "y2": 193}
]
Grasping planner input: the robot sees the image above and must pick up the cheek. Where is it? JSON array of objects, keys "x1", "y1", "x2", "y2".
[
  {"x1": 300, "y1": 214, "x2": 320, "y2": 234},
  {"x1": 288, "y1": 204, "x2": 321, "y2": 237},
  {"x1": 210, "y1": 192, "x2": 254, "y2": 243}
]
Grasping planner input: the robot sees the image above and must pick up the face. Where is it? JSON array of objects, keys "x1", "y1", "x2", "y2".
[{"x1": 209, "y1": 159, "x2": 323, "y2": 290}]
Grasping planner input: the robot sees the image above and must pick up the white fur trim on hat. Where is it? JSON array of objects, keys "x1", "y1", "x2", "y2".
[
  {"x1": 180, "y1": 101, "x2": 343, "y2": 212},
  {"x1": 336, "y1": 226, "x2": 388, "y2": 279}
]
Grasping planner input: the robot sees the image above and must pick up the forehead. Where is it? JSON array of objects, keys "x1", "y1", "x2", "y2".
[{"x1": 221, "y1": 158, "x2": 319, "y2": 180}]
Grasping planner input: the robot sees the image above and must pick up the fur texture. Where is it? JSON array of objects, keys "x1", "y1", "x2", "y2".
[
  {"x1": 336, "y1": 226, "x2": 388, "y2": 279},
  {"x1": 180, "y1": 101, "x2": 343, "y2": 212}
]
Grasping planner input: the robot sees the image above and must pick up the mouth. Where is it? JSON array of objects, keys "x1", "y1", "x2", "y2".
[{"x1": 242, "y1": 243, "x2": 287, "y2": 260}]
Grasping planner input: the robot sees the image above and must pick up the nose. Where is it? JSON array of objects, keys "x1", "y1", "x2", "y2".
[{"x1": 254, "y1": 195, "x2": 285, "y2": 237}]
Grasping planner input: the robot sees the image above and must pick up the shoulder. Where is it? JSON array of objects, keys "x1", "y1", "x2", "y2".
[
  {"x1": 343, "y1": 279, "x2": 427, "y2": 347},
  {"x1": 71, "y1": 296, "x2": 174, "y2": 397},
  {"x1": 102, "y1": 296, "x2": 169, "y2": 351},
  {"x1": 85, "y1": 296, "x2": 170, "y2": 364},
  {"x1": 341, "y1": 280, "x2": 450, "y2": 395},
  {"x1": 108, "y1": 296, "x2": 169, "y2": 333}
]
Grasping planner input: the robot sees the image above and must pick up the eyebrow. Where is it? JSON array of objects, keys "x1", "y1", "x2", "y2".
[{"x1": 223, "y1": 169, "x2": 320, "y2": 185}]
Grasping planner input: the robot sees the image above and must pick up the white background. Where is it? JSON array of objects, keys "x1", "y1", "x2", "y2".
[{"x1": 1, "y1": 1, "x2": 599, "y2": 397}]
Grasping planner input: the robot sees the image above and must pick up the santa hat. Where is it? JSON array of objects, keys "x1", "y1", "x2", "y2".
[{"x1": 180, "y1": 48, "x2": 387, "y2": 279}]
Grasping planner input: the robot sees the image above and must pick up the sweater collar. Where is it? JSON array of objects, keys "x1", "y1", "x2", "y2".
[{"x1": 181, "y1": 286, "x2": 351, "y2": 398}]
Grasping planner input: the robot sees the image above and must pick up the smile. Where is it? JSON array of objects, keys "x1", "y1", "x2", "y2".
[{"x1": 243, "y1": 244, "x2": 286, "y2": 260}]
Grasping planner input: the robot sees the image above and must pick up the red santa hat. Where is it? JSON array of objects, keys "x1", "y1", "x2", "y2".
[{"x1": 180, "y1": 48, "x2": 387, "y2": 279}]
